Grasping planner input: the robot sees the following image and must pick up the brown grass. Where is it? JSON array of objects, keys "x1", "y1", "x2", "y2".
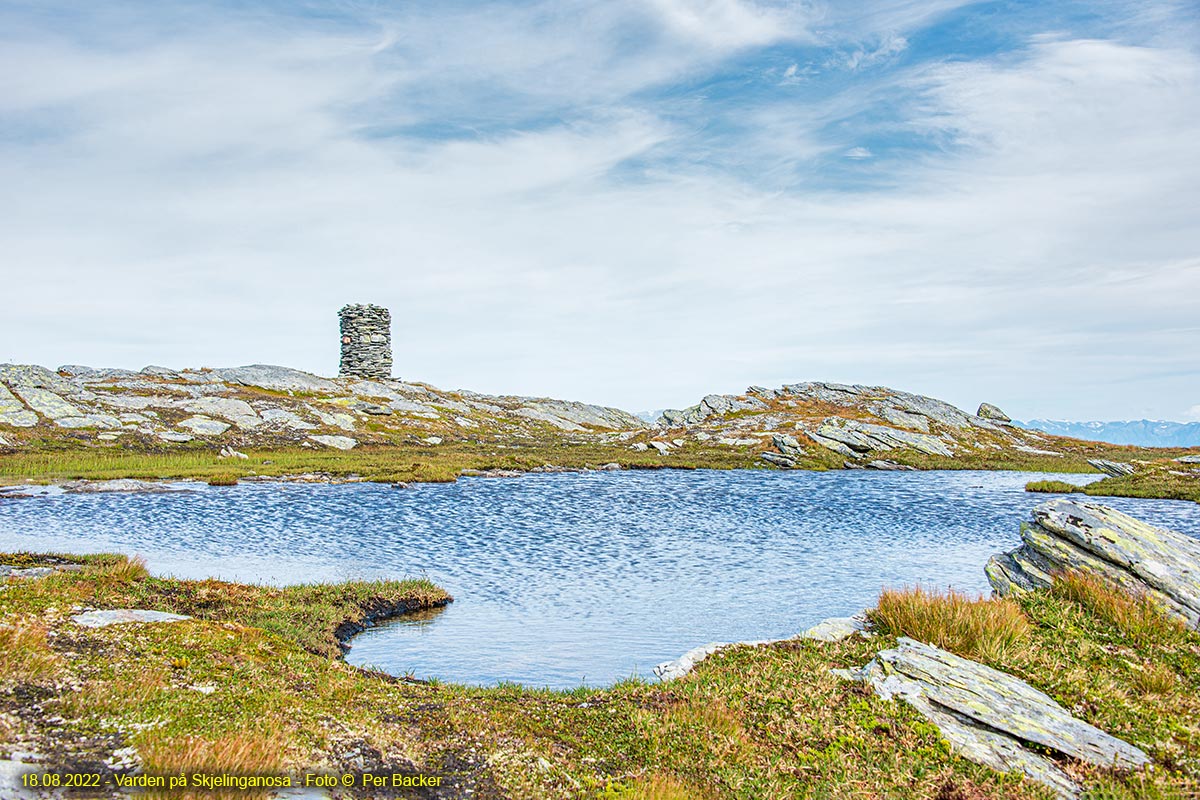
[
  {"x1": 84, "y1": 554, "x2": 150, "y2": 582},
  {"x1": 0, "y1": 621, "x2": 62, "y2": 684},
  {"x1": 621, "y1": 773, "x2": 715, "y2": 800},
  {"x1": 1051, "y1": 571, "x2": 1187, "y2": 647},
  {"x1": 136, "y1": 731, "x2": 289, "y2": 799},
  {"x1": 206, "y1": 473, "x2": 240, "y2": 486},
  {"x1": 1131, "y1": 661, "x2": 1177, "y2": 697},
  {"x1": 868, "y1": 586, "x2": 1032, "y2": 662}
]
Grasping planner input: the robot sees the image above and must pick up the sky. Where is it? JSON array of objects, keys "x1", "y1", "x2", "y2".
[{"x1": 1, "y1": 0, "x2": 1198, "y2": 421}]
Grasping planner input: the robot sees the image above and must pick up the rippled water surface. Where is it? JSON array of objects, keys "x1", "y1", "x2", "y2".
[{"x1": 3, "y1": 470, "x2": 1198, "y2": 688}]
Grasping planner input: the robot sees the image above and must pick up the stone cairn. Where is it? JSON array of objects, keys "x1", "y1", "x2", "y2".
[{"x1": 338, "y1": 304, "x2": 392, "y2": 379}]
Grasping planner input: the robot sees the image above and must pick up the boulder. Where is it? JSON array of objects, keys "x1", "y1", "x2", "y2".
[
  {"x1": 649, "y1": 441, "x2": 671, "y2": 454},
  {"x1": 841, "y1": 637, "x2": 1148, "y2": 798},
  {"x1": 760, "y1": 452, "x2": 796, "y2": 468},
  {"x1": 310, "y1": 434, "x2": 357, "y2": 451},
  {"x1": 977, "y1": 402, "x2": 1012, "y2": 422},
  {"x1": 1087, "y1": 459, "x2": 1135, "y2": 477},
  {"x1": 353, "y1": 401, "x2": 393, "y2": 416},
  {"x1": 801, "y1": 615, "x2": 865, "y2": 642},
  {"x1": 987, "y1": 499, "x2": 1200, "y2": 629},
  {"x1": 771, "y1": 433, "x2": 803, "y2": 456}
]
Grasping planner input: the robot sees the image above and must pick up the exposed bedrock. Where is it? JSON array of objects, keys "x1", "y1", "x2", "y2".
[
  {"x1": 1087, "y1": 458, "x2": 1136, "y2": 477},
  {"x1": 986, "y1": 499, "x2": 1200, "y2": 630},
  {"x1": 841, "y1": 637, "x2": 1149, "y2": 798}
]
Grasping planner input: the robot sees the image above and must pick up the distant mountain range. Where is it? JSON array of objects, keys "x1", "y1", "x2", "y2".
[{"x1": 1017, "y1": 419, "x2": 1200, "y2": 448}]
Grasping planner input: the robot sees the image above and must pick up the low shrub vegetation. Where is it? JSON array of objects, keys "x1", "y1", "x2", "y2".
[
  {"x1": 2, "y1": 554, "x2": 1198, "y2": 797},
  {"x1": 1050, "y1": 570, "x2": 1187, "y2": 647}
]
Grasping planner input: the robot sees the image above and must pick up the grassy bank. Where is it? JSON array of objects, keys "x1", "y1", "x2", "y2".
[
  {"x1": 2, "y1": 554, "x2": 1196, "y2": 798},
  {"x1": 0, "y1": 442, "x2": 763, "y2": 486},
  {"x1": 4, "y1": 439, "x2": 1188, "y2": 489},
  {"x1": 1026, "y1": 463, "x2": 1200, "y2": 504}
]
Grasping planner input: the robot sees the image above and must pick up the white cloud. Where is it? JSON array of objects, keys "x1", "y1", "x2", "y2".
[
  {"x1": 844, "y1": 146, "x2": 873, "y2": 158},
  {"x1": 0, "y1": 5, "x2": 1198, "y2": 422}
]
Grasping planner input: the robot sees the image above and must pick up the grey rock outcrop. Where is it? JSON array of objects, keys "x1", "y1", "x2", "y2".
[
  {"x1": 809, "y1": 419, "x2": 953, "y2": 458},
  {"x1": 0, "y1": 384, "x2": 37, "y2": 427},
  {"x1": 977, "y1": 402, "x2": 1012, "y2": 422},
  {"x1": 214, "y1": 365, "x2": 340, "y2": 394},
  {"x1": 12, "y1": 387, "x2": 82, "y2": 420},
  {"x1": 1087, "y1": 458, "x2": 1136, "y2": 477},
  {"x1": 987, "y1": 499, "x2": 1200, "y2": 629},
  {"x1": 60, "y1": 479, "x2": 183, "y2": 494},
  {"x1": 0, "y1": 364, "x2": 73, "y2": 393},
  {"x1": 760, "y1": 452, "x2": 796, "y2": 468},
  {"x1": 842, "y1": 637, "x2": 1148, "y2": 797},
  {"x1": 310, "y1": 434, "x2": 357, "y2": 450},
  {"x1": 339, "y1": 304, "x2": 392, "y2": 380},
  {"x1": 179, "y1": 416, "x2": 231, "y2": 436},
  {"x1": 181, "y1": 397, "x2": 261, "y2": 429}
]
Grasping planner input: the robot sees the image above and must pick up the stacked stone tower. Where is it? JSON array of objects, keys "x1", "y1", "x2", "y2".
[{"x1": 338, "y1": 304, "x2": 392, "y2": 379}]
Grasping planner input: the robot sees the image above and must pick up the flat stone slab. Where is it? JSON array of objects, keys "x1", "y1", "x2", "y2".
[
  {"x1": 72, "y1": 609, "x2": 191, "y2": 628},
  {"x1": 843, "y1": 637, "x2": 1150, "y2": 798}
]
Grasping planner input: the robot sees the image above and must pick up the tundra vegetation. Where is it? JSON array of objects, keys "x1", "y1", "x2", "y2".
[
  {"x1": 1, "y1": 555, "x2": 1197, "y2": 799},
  {"x1": 0, "y1": 364, "x2": 1195, "y2": 502}
]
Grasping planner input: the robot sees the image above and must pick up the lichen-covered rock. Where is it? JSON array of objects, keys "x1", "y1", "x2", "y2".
[
  {"x1": 843, "y1": 637, "x2": 1149, "y2": 797},
  {"x1": 0, "y1": 363, "x2": 74, "y2": 392},
  {"x1": 987, "y1": 499, "x2": 1200, "y2": 629},
  {"x1": 1087, "y1": 459, "x2": 1136, "y2": 477},
  {"x1": 0, "y1": 384, "x2": 38, "y2": 427},
  {"x1": 977, "y1": 402, "x2": 1011, "y2": 422},
  {"x1": 760, "y1": 452, "x2": 796, "y2": 468},
  {"x1": 181, "y1": 397, "x2": 261, "y2": 429},
  {"x1": 214, "y1": 364, "x2": 340, "y2": 394},
  {"x1": 12, "y1": 387, "x2": 82, "y2": 420}
]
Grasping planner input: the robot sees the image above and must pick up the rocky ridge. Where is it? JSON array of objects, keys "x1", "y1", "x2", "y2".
[
  {"x1": 650, "y1": 381, "x2": 1072, "y2": 468},
  {"x1": 0, "y1": 363, "x2": 643, "y2": 451}
]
